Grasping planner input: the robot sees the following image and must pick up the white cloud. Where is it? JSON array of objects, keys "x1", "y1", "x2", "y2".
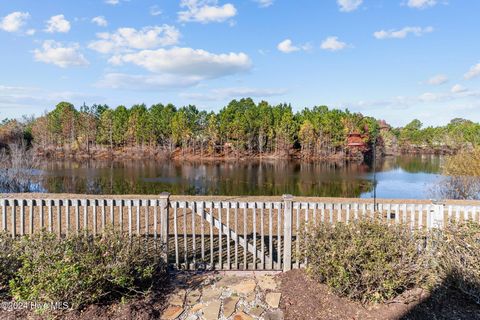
[
  {"x1": 254, "y1": 0, "x2": 274, "y2": 8},
  {"x1": 337, "y1": 0, "x2": 363, "y2": 12},
  {"x1": 464, "y1": 63, "x2": 480, "y2": 80},
  {"x1": 0, "y1": 84, "x2": 103, "y2": 118},
  {"x1": 150, "y1": 5, "x2": 162, "y2": 16},
  {"x1": 355, "y1": 96, "x2": 413, "y2": 110},
  {"x1": 26, "y1": 29, "x2": 36, "y2": 36},
  {"x1": 350, "y1": 88, "x2": 480, "y2": 125},
  {"x1": 91, "y1": 16, "x2": 108, "y2": 27},
  {"x1": 373, "y1": 26, "x2": 433, "y2": 39},
  {"x1": 96, "y1": 73, "x2": 202, "y2": 90},
  {"x1": 0, "y1": 11, "x2": 30, "y2": 33},
  {"x1": 45, "y1": 14, "x2": 71, "y2": 33},
  {"x1": 407, "y1": 0, "x2": 437, "y2": 9},
  {"x1": 33, "y1": 40, "x2": 89, "y2": 68},
  {"x1": 321, "y1": 36, "x2": 347, "y2": 51},
  {"x1": 88, "y1": 25, "x2": 180, "y2": 54},
  {"x1": 109, "y1": 47, "x2": 251, "y2": 79},
  {"x1": 181, "y1": 87, "x2": 287, "y2": 101},
  {"x1": 419, "y1": 92, "x2": 439, "y2": 102},
  {"x1": 0, "y1": 85, "x2": 40, "y2": 103},
  {"x1": 104, "y1": 0, "x2": 130, "y2": 4},
  {"x1": 277, "y1": 39, "x2": 299, "y2": 53},
  {"x1": 354, "y1": 99, "x2": 480, "y2": 127},
  {"x1": 451, "y1": 84, "x2": 467, "y2": 93},
  {"x1": 178, "y1": 0, "x2": 237, "y2": 24},
  {"x1": 417, "y1": 89, "x2": 480, "y2": 104},
  {"x1": 0, "y1": 85, "x2": 93, "y2": 104},
  {"x1": 427, "y1": 74, "x2": 448, "y2": 85},
  {"x1": 277, "y1": 39, "x2": 311, "y2": 53},
  {"x1": 353, "y1": 88, "x2": 480, "y2": 110},
  {"x1": 346, "y1": 84, "x2": 480, "y2": 126}
]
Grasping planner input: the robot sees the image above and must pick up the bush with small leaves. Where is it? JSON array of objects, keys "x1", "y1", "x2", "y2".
[
  {"x1": 435, "y1": 222, "x2": 480, "y2": 304},
  {"x1": 305, "y1": 220, "x2": 433, "y2": 304},
  {"x1": 0, "y1": 232, "x2": 20, "y2": 297},
  {"x1": 9, "y1": 231, "x2": 165, "y2": 310}
]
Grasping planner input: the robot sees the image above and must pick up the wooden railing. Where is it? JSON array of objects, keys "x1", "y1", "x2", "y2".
[{"x1": 1, "y1": 195, "x2": 479, "y2": 271}]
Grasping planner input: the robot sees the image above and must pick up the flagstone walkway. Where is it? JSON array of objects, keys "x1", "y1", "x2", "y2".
[{"x1": 161, "y1": 271, "x2": 284, "y2": 320}]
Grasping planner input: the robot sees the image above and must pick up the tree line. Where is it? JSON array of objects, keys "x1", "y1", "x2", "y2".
[
  {"x1": 396, "y1": 118, "x2": 480, "y2": 152},
  {"x1": 1, "y1": 98, "x2": 479, "y2": 159}
]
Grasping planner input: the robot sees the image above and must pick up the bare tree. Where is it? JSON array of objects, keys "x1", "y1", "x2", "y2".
[
  {"x1": 0, "y1": 143, "x2": 41, "y2": 193},
  {"x1": 434, "y1": 176, "x2": 480, "y2": 200},
  {"x1": 433, "y1": 148, "x2": 480, "y2": 200}
]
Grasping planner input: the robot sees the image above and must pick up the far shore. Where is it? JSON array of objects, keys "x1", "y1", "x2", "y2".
[{"x1": 34, "y1": 145, "x2": 452, "y2": 163}]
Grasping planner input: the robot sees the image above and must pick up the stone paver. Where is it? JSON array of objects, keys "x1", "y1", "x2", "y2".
[
  {"x1": 257, "y1": 276, "x2": 277, "y2": 291},
  {"x1": 190, "y1": 303, "x2": 204, "y2": 313},
  {"x1": 216, "y1": 275, "x2": 244, "y2": 288},
  {"x1": 231, "y1": 278, "x2": 256, "y2": 295},
  {"x1": 202, "y1": 300, "x2": 221, "y2": 320},
  {"x1": 161, "y1": 306, "x2": 184, "y2": 320},
  {"x1": 168, "y1": 289, "x2": 185, "y2": 307},
  {"x1": 265, "y1": 292, "x2": 282, "y2": 309},
  {"x1": 186, "y1": 289, "x2": 201, "y2": 305},
  {"x1": 223, "y1": 296, "x2": 240, "y2": 318},
  {"x1": 201, "y1": 286, "x2": 222, "y2": 302},
  {"x1": 245, "y1": 292, "x2": 256, "y2": 303},
  {"x1": 162, "y1": 272, "x2": 283, "y2": 320},
  {"x1": 232, "y1": 311, "x2": 254, "y2": 320},
  {"x1": 249, "y1": 306, "x2": 265, "y2": 317},
  {"x1": 188, "y1": 274, "x2": 208, "y2": 285}
]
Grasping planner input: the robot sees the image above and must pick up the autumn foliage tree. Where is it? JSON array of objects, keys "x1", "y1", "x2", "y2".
[{"x1": 5, "y1": 98, "x2": 476, "y2": 161}]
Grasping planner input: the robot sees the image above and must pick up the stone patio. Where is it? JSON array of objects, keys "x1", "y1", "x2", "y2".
[{"x1": 161, "y1": 271, "x2": 284, "y2": 320}]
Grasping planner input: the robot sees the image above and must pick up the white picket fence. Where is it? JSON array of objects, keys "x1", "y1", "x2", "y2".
[{"x1": 1, "y1": 194, "x2": 479, "y2": 271}]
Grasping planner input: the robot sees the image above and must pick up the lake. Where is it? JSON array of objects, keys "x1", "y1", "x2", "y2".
[{"x1": 32, "y1": 155, "x2": 443, "y2": 199}]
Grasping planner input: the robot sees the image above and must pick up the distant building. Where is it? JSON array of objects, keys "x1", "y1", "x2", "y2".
[{"x1": 347, "y1": 132, "x2": 368, "y2": 150}]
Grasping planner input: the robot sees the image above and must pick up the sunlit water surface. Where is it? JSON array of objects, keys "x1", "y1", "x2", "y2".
[{"x1": 28, "y1": 155, "x2": 443, "y2": 199}]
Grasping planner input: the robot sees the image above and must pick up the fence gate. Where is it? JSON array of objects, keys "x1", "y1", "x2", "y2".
[{"x1": 169, "y1": 199, "x2": 289, "y2": 271}]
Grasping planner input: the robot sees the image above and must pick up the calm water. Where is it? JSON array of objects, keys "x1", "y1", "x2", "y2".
[{"x1": 33, "y1": 155, "x2": 443, "y2": 199}]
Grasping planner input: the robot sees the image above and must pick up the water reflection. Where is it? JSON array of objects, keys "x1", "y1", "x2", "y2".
[{"x1": 33, "y1": 155, "x2": 443, "y2": 199}]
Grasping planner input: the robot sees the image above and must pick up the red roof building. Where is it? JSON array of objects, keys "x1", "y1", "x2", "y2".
[{"x1": 347, "y1": 132, "x2": 368, "y2": 150}]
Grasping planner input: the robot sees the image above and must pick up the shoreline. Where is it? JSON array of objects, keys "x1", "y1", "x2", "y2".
[{"x1": 34, "y1": 146, "x2": 450, "y2": 162}]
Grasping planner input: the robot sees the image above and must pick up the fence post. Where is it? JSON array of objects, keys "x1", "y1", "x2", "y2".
[
  {"x1": 283, "y1": 194, "x2": 293, "y2": 272},
  {"x1": 1, "y1": 199, "x2": 6, "y2": 232},
  {"x1": 159, "y1": 192, "x2": 171, "y2": 267},
  {"x1": 431, "y1": 202, "x2": 445, "y2": 229}
]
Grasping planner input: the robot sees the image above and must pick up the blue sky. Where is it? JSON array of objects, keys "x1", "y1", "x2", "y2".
[{"x1": 0, "y1": 0, "x2": 479, "y2": 126}]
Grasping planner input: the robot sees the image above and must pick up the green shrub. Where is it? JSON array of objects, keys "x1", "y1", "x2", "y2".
[
  {"x1": 435, "y1": 222, "x2": 480, "y2": 304},
  {"x1": 10, "y1": 231, "x2": 165, "y2": 310},
  {"x1": 0, "y1": 232, "x2": 20, "y2": 296},
  {"x1": 305, "y1": 220, "x2": 433, "y2": 303}
]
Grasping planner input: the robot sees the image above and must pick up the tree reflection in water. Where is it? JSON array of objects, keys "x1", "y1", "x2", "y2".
[{"x1": 33, "y1": 155, "x2": 442, "y2": 198}]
